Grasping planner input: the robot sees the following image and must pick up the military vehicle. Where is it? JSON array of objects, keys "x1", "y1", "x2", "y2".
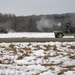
[{"x1": 55, "y1": 23, "x2": 75, "y2": 38}]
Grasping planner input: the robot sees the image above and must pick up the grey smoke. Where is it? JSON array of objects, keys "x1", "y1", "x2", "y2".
[
  {"x1": 36, "y1": 17, "x2": 57, "y2": 31},
  {"x1": 0, "y1": 21, "x2": 12, "y2": 29}
]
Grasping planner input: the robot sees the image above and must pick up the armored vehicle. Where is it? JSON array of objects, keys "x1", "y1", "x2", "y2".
[{"x1": 55, "y1": 23, "x2": 75, "y2": 38}]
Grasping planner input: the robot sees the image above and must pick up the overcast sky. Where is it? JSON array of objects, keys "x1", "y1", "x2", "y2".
[{"x1": 0, "y1": 0, "x2": 75, "y2": 16}]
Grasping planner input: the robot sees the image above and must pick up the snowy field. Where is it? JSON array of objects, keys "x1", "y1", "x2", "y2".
[
  {"x1": 0, "y1": 42, "x2": 75, "y2": 75},
  {"x1": 0, "y1": 32, "x2": 55, "y2": 38}
]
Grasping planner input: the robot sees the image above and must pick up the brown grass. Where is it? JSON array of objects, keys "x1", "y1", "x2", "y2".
[
  {"x1": 63, "y1": 65, "x2": 75, "y2": 68},
  {"x1": 23, "y1": 51, "x2": 31, "y2": 56},
  {"x1": 43, "y1": 45, "x2": 51, "y2": 50},
  {"x1": 0, "y1": 60, "x2": 2, "y2": 64},
  {"x1": 19, "y1": 49, "x2": 24, "y2": 53},
  {"x1": 41, "y1": 62, "x2": 63, "y2": 66},
  {"x1": 58, "y1": 69, "x2": 73, "y2": 75},
  {"x1": 50, "y1": 67, "x2": 55, "y2": 71},
  {"x1": 68, "y1": 45, "x2": 75, "y2": 49},
  {"x1": 8, "y1": 44, "x2": 17, "y2": 54},
  {"x1": 34, "y1": 45, "x2": 42, "y2": 50},
  {"x1": 58, "y1": 69, "x2": 68, "y2": 75},
  {"x1": 58, "y1": 65, "x2": 75, "y2": 75},
  {"x1": 17, "y1": 56, "x2": 23, "y2": 60},
  {"x1": 2, "y1": 59, "x2": 14, "y2": 64},
  {"x1": 12, "y1": 48, "x2": 17, "y2": 54},
  {"x1": 23, "y1": 47, "x2": 31, "y2": 51},
  {"x1": 69, "y1": 55, "x2": 75, "y2": 59},
  {"x1": 1, "y1": 46, "x2": 5, "y2": 48},
  {"x1": 9, "y1": 44, "x2": 14, "y2": 49},
  {"x1": 17, "y1": 50, "x2": 32, "y2": 60},
  {"x1": 53, "y1": 45, "x2": 57, "y2": 50},
  {"x1": 43, "y1": 56, "x2": 48, "y2": 59},
  {"x1": 61, "y1": 45, "x2": 66, "y2": 47},
  {"x1": 28, "y1": 43, "x2": 31, "y2": 46}
]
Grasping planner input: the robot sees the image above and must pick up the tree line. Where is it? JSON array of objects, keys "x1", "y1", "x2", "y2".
[{"x1": 0, "y1": 13, "x2": 75, "y2": 32}]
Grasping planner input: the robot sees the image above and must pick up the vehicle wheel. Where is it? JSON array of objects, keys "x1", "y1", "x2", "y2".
[{"x1": 56, "y1": 33, "x2": 63, "y2": 38}]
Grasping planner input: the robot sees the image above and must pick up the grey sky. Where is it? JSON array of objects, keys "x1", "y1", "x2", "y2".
[{"x1": 0, "y1": 0, "x2": 75, "y2": 16}]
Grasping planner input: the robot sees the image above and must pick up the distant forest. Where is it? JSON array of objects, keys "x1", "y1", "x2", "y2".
[{"x1": 0, "y1": 13, "x2": 75, "y2": 32}]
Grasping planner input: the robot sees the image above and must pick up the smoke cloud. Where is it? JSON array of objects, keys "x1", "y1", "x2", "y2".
[
  {"x1": 36, "y1": 17, "x2": 57, "y2": 31},
  {"x1": 0, "y1": 21, "x2": 12, "y2": 29}
]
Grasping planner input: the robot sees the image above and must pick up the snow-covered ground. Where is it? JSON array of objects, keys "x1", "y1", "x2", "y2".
[
  {"x1": 0, "y1": 42, "x2": 75, "y2": 75},
  {"x1": 0, "y1": 32, "x2": 55, "y2": 38},
  {"x1": 63, "y1": 36, "x2": 74, "y2": 38},
  {"x1": 0, "y1": 32, "x2": 74, "y2": 38}
]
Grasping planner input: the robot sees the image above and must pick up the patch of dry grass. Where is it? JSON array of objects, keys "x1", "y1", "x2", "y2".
[
  {"x1": 53, "y1": 45, "x2": 57, "y2": 50},
  {"x1": 23, "y1": 47, "x2": 31, "y2": 51},
  {"x1": 58, "y1": 68, "x2": 73, "y2": 75},
  {"x1": 63, "y1": 65, "x2": 75, "y2": 68},
  {"x1": 34, "y1": 45, "x2": 42, "y2": 50},
  {"x1": 23, "y1": 51, "x2": 30, "y2": 56},
  {"x1": 61, "y1": 45, "x2": 66, "y2": 47},
  {"x1": 28, "y1": 43, "x2": 31, "y2": 46},
  {"x1": 41, "y1": 61, "x2": 63, "y2": 66},
  {"x1": 49, "y1": 67, "x2": 55, "y2": 71},
  {"x1": 68, "y1": 45, "x2": 75, "y2": 49},
  {"x1": 9, "y1": 44, "x2": 14, "y2": 49},
  {"x1": 58, "y1": 69, "x2": 68, "y2": 75},
  {"x1": 58, "y1": 65, "x2": 75, "y2": 75},
  {"x1": 17, "y1": 56, "x2": 23, "y2": 60},
  {"x1": 43, "y1": 45, "x2": 51, "y2": 50},
  {"x1": 43, "y1": 56, "x2": 49, "y2": 60},
  {"x1": 17, "y1": 50, "x2": 32, "y2": 60},
  {"x1": 0, "y1": 46, "x2": 5, "y2": 48},
  {"x1": 8, "y1": 44, "x2": 17, "y2": 54},
  {"x1": 69, "y1": 55, "x2": 75, "y2": 59},
  {"x1": 18, "y1": 49, "x2": 24, "y2": 53},
  {"x1": 2, "y1": 59, "x2": 14, "y2": 64},
  {"x1": 0, "y1": 60, "x2": 2, "y2": 64}
]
